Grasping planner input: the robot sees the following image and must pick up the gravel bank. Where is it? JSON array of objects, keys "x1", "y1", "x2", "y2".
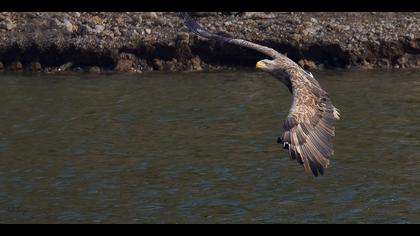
[{"x1": 0, "y1": 12, "x2": 419, "y2": 73}]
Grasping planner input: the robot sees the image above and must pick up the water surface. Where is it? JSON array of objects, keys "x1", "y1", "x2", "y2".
[{"x1": 0, "y1": 70, "x2": 419, "y2": 223}]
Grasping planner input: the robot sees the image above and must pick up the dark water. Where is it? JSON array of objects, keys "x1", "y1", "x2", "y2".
[{"x1": 0, "y1": 70, "x2": 419, "y2": 223}]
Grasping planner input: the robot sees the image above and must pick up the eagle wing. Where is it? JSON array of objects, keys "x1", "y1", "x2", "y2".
[
  {"x1": 280, "y1": 69, "x2": 340, "y2": 176},
  {"x1": 180, "y1": 12, "x2": 283, "y2": 59}
]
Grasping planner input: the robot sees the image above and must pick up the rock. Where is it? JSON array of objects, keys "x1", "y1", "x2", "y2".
[
  {"x1": 132, "y1": 30, "x2": 139, "y2": 37},
  {"x1": 134, "y1": 15, "x2": 143, "y2": 24},
  {"x1": 176, "y1": 32, "x2": 189, "y2": 43},
  {"x1": 416, "y1": 57, "x2": 420, "y2": 67},
  {"x1": 44, "y1": 67, "x2": 59, "y2": 73},
  {"x1": 102, "y1": 30, "x2": 114, "y2": 38},
  {"x1": 361, "y1": 59, "x2": 374, "y2": 69},
  {"x1": 191, "y1": 12, "x2": 221, "y2": 17},
  {"x1": 243, "y1": 12, "x2": 276, "y2": 19},
  {"x1": 63, "y1": 19, "x2": 74, "y2": 33},
  {"x1": 165, "y1": 59, "x2": 178, "y2": 71},
  {"x1": 90, "y1": 15, "x2": 105, "y2": 25},
  {"x1": 73, "y1": 67, "x2": 83, "y2": 72},
  {"x1": 6, "y1": 22, "x2": 16, "y2": 30},
  {"x1": 152, "y1": 59, "x2": 164, "y2": 71},
  {"x1": 191, "y1": 56, "x2": 203, "y2": 71},
  {"x1": 113, "y1": 27, "x2": 122, "y2": 36},
  {"x1": 0, "y1": 12, "x2": 417, "y2": 71},
  {"x1": 303, "y1": 26, "x2": 322, "y2": 36},
  {"x1": 89, "y1": 66, "x2": 101, "y2": 73},
  {"x1": 310, "y1": 17, "x2": 318, "y2": 24},
  {"x1": 115, "y1": 59, "x2": 134, "y2": 72},
  {"x1": 59, "y1": 62, "x2": 73, "y2": 71},
  {"x1": 298, "y1": 59, "x2": 318, "y2": 70},
  {"x1": 95, "y1": 25, "x2": 105, "y2": 34},
  {"x1": 82, "y1": 24, "x2": 94, "y2": 33},
  {"x1": 115, "y1": 54, "x2": 138, "y2": 72},
  {"x1": 378, "y1": 58, "x2": 391, "y2": 68},
  {"x1": 144, "y1": 12, "x2": 158, "y2": 19},
  {"x1": 29, "y1": 61, "x2": 42, "y2": 72},
  {"x1": 9, "y1": 61, "x2": 23, "y2": 71},
  {"x1": 53, "y1": 18, "x2": 62, "y2": 26},
  {"x1": 409, "y1": 40, "x2": 419, "y2": 50},
  {"x1": 397, "y1": 55, "x2": 408, "y2": 65},
  {"x1": 151, "y1": 58, "x2": 178, "y2": 71}
]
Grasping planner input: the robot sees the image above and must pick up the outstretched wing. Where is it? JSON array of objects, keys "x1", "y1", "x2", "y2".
[
  {"x1": 280, "y1": 69, "x2": 340, "y2": 176},
  {"x1": 180, "y1": 12, "x2": 283, "y2": 59}
]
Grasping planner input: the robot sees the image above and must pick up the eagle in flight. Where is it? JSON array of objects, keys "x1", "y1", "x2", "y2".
[{"x1": 180, "y1": 13, "x2": 340, "y2": 177}]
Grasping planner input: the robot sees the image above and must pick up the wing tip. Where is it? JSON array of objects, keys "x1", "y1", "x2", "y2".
[
  {"x1": 333, "y1": 107, "x2": 341, "y2": 120},
  {"x1": 302, "y1": 157, "x2": 330, "y2": 177}
]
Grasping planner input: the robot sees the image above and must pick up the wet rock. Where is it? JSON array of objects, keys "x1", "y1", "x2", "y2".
[
  {"x1": 89, "y1": 66, "x2": 101, "y2": 73},
  {"x1": 152, "y1": 58, "x2": 164, "y2": 71},
  {"x1": 115, "y1": 59, "x2": 134, "y2": 72},
  {"x1": 409, "y1": 39, "x2": 419, "y2": 50},
  {"x1": 59, "y1": 62, "x2": 73, "y2": 71},
  {"x1": 44, "y1": 67, "x2": 59, "y2": 73},
  {"x1": 191, "y1": 56, "x2": 203, "y2": 71},
  {"x1": 360, "y1": 59, "x2": 374, "y2": 69},
  {"x1": 298, "y1": 59, "x2": 318, "y2": 70},
  {"x1": 397, "y1": 55, "x2": 408, "y2": 68},
  {"x1": 378, "y1": 58, "x2": 391, "y2": 68},
  {"x1": 151, "y1": 58, "x2": 178, "y2": 71},
  {"x1": 9, "y1": 61, "x2": 23, "y2": 71},
  {"x1": 163, "y1": 59, "x2": 177, "y2": 71},
  {"x1": 28, "y1": 61, "x2": 42, "y2": 72},
  {"x1": 73, "y1": 66, "x2": 83, "y2": 72}
]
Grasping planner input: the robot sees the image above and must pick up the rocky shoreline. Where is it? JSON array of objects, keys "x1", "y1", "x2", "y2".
[{"x1": 0, "y1": 12, "x2": 419, "y2": 73}]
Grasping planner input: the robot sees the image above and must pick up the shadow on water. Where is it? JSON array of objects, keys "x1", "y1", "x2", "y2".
[{"x1": 0, "y1": 69, "x2": 419, "y2": 223}]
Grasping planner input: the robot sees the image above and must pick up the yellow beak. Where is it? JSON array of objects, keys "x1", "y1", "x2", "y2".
[{"x1": 256, "y1": 61, "x2": 265, "y2": 69}]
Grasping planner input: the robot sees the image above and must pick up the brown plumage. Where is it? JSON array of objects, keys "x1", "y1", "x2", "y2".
[{"x1": 181, "y1": 13, "x2": 340, "y2": 176}]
